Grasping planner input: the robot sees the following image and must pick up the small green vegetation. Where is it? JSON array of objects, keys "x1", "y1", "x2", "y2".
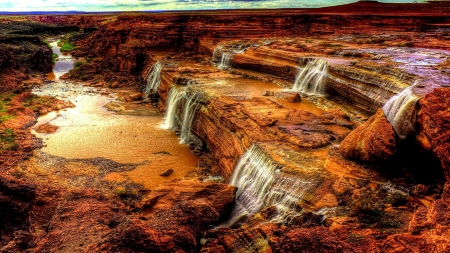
[
  {"x1": 60, "y1": 42, "x2": 74, "y2": 52},
  {"x1": 0, "y1": 93, "x2": 17, "y2": 123},
  {"x1": 58, "y1": 35, "x2": 76, "y2": 52},
  {"x1": 43, "y1": 40, "x2": 52, "y2": 48},
  {"x1": 74, "y1": 61, "x2": 85, "y2": 69},
  {"x1": 0, "y1": 128, "x2": 18, "y2": 153},
  {"x1": 0, "y1": 114, "x2": 15, "y2": 124},
  {"x1": 114, "y1": 186, "x2": 138, "y2": 199},
  {"x1": 52, "y1": 53, "x2": 58, "y2": 64}
]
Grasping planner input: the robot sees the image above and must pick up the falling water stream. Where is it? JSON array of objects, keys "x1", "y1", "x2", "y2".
[
  {"x1": 382, "y1": 83, "x2": 420, "y2": 139},
  {"x1": 292, "y1": 59, "x2": 329, "y2": 95},
  {"x1": 218, "y1": 52, "x2": 233, "y2": 70},
  {"x1": 163, "y1": 86, "x2": 186, "y2": 130},
  {"x1": 224, "y1": 144, "x2": 321, "y2": 226},
  {"x1": 144, "y1": 61, "x2": 162, "y2": 95}
]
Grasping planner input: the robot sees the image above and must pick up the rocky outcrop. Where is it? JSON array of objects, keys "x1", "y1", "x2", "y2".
[
  {"x1": 275, "y1": 227, "x2": 357, "y2": 253},
  {"x1": 33, "y1": 180, "x2": 235, "y2": 253},
  {"x1": 417, "y1": 88, "x2": 450, "y2": 181},
  {"x1": 0, "y1": 36, "x2": 49, "y2": 91},
  {"x1": 84, "y1": 179, "x2": 236, "y2": 253},
  {"x1": 0, "y1": 174, "x2": 36, "y2": 250},
  {"x1": 0, "y1": 21, "x2": 80, "y2": 91},
  {"x1": 0, "y1": 92, "x2": 73, "y2": 170},
  {"x1": 201, "y1": 212, "x2": 356, "y2": 253},
  {"x1": 35, "y1": 189, "x2": 127, "y2": 253},
  {"x1": 339, "y1": 108, "x2": 397, "y2": 163},
  {"x1": 193, "y1": 95, "x2": 353, "y2": 177}
]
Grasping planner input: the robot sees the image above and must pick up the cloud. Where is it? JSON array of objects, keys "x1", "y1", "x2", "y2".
[{"x1": 0, "y1": 0, "x2": 423, "y2": 12}]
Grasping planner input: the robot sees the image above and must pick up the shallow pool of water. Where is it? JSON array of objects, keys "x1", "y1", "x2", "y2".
[{"x1": 26, "y1": 40, "x2": 199, "y2": 190}]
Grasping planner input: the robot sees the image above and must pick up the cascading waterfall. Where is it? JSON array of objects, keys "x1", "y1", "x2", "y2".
[
  {"x1": 292, "y1": 59, "x2": 328, "y2": 95},
  {"x1": 212, "y1": 45, "x2": 223, "y2": 62},
  {"x1": 218, "y1": 52, "x2": 233, "y2": 70},
  {"x1": 265, "y1": 176, "x2": 317, "y2": 223},
  {"x1": 144, "y1": 61, "x2": 162, "y2": 95},
  {"x1": 382, "y1": 83, "x2": 420, "y2": 139},
  {"x1": 163, "y1": 87, "x2": 185, "y2": 130},
  {"x1": 180, "y1": 94, "x2": 202, "y2": 144},
  {"x1": 225, "y1": 145, "x2": 278, "y2": 226},
  {"x1": 225, "y1": 144, "x2": 317, "y2": 226}
]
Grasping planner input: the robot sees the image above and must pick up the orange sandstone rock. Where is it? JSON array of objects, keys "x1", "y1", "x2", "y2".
[
  {"x1": 339, "y1": 108, "x2": 397, "y2": 162},
  {"x1": 417, "y1": 88, "x2": 450, "y2": 181}
]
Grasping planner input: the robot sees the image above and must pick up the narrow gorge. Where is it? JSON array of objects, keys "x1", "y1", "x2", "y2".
[{"x1": 1, "y1": 1, "x2": 450, "y2": 252}]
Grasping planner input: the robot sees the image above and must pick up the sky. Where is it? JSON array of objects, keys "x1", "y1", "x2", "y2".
[{"x1": 0, "y1": 0, "x2": 425, "y2": 12}]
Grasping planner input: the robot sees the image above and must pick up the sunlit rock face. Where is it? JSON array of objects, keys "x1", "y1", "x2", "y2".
[{"x1": 339, "y1": 108, "x2": 397, "y2": 163}]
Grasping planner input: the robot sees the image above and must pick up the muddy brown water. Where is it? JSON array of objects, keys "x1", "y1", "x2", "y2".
[{"x1": 19, "y1": 40, "x2": 199, "y2": 190}]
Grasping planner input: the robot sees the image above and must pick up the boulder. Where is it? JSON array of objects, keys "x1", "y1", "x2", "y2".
[
  {"x1": 123, "y1": 95, "x2": 134, "y2": 102},
  {"x1": 128, "y1": 93, "x2": 142, "y2": 100},
  {"x1": 339, "y1": 108, "x2": 397, "y2": 162},
  {"x1": 274, "y1": 91, "x2": 301, "y2": 102},
  {"x1": 159, "y1": 168, "x2": 173, "y2": 177},
  {"x1": 110, "y1": 82, "x2": 119, "y2": 88},
  {"x1": 417, "y1": 88, "x2": 450, "y2": 181}
]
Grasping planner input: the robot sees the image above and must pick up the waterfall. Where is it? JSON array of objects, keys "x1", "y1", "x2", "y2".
[
  {"x1": 144, "y1": 61, "x2": 162, "y2": 95},
  {"x1": 212, "y1": 45, "x2": 223, "y2": 62},
  {"x1": 382, "y1": 84, "x2": 420, "y2": 139},
  {"x1": 163, "y1": 87, "x2": 185, "y2": 130},
  {"x1": 225, "y1": 145, "x2": 278, "y2": 226},
  {"x1": 180, "y1": 94, "x2": 201, "y2": 144},
  {"x1": 292, "y1": 59, "x2": 328, "y2": 95},
  {"x1": 225, "y1": 144, "x2": 317, "y2": 226},
  {"x1": 218, "y1": 53, "x2": 233, "y2": 70}
]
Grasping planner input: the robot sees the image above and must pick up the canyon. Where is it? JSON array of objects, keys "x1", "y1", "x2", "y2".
[{"x1": 1, "y1": 1, "x2": 450, "y2": 252}]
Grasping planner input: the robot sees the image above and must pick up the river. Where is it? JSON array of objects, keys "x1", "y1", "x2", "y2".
[{"x1": 14, "y1": 39, "x2": 199, "y2": 191}]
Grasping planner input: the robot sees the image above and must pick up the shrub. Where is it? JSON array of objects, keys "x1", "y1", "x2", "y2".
[
  {"x1": 60, "y1": 43, "x2": 74, "y2": 52},
  {"x1": 0, "y1": 128, "x2": 17, "y2": 153},
  {"x1": 74, "y1": 61, "x2": 85, "y2": 69},
  {"x1": 52, "y1": 53, "x2": 58, "y2": 64}
]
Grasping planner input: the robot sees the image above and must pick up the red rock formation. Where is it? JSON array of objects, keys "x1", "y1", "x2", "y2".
[
  {"x1": 275, "y1": 227, "x2": 357, "y2": 253},
  {"x1": 34, "y1": 189, "x2": 127, "y2": 253},
  {"x1": 0, "y1": 92, "x2": 73, "y2": 170},
  {"x1": 0, "y1": 36, "x2": 52, "y2": 91},
  {"x1": 85, "y1": 179, "x2": 236, "y2": 253},
  {"x1": 3, "y1": 4, "x2": 449, "y2": 252},
  {"x1": 339, "y1": 108, "x2": 397, "y2": 163},
  {"x1": 417, "y1": 88, "x2": 450, "y2": 181},
  {"x1": 193, "y1": 96, "x2": 353, "y2": 177},
  {"x1": 0, "y1": 174, "x2": 36, "y2": 251}
]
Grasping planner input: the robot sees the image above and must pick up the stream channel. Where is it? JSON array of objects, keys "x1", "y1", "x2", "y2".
[{"x1": 13, "y1": 39, "x2": 199, "y2": 192}]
